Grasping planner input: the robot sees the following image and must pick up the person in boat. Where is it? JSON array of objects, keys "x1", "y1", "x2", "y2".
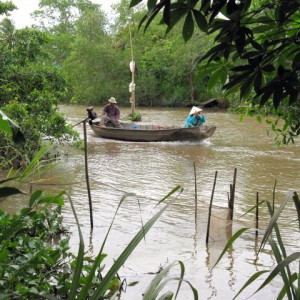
[
  {"x1": 100, "y1": 97, "x2": 122, "y2": 128},
  {"x1": 184, "y1": 106, "x2": 206, "y2": 128},
  {"x1": 86, "y1": 106, "x2": 99, "y2": 125}
]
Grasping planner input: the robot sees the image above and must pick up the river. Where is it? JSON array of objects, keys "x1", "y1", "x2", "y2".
[{"x1": 2, "y1": 105, "x2": 300, "y2": 299}]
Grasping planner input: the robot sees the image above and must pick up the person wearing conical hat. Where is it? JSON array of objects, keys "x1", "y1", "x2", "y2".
[
  {"x1": 100, "y1": 97, "x2": 122, "y2": 128},
  {"x1": 184, "y1": 106, "x2": 206, "y2": 128}
]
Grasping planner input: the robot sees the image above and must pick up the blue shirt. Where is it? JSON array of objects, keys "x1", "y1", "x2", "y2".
[{"x1": 184, "y1": 114, "x2": 206, "y2": 128}]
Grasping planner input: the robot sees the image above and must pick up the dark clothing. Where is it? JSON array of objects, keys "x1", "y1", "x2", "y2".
[
  {"x1": 103, "y1": 104, "x2": 120, "y2": 120},
  {"x1": 100, "y1": 103, "x2": 121, "y2": 128}
]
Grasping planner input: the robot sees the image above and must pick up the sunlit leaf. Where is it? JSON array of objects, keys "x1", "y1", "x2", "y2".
[
  {"x1": 207, "y1": 70, "x2": 221, "y2": 90},
  {"x1": 0, "y1": 110, "x2": 25, "y2": 144},
  {"x1": 29, "y1": 190, "x2": 43, "y2": 207}
]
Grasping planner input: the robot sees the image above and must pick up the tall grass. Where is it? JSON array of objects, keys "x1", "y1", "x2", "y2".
[{"x1": 214, "y1": 191, "x2": 300, "y2": 299}]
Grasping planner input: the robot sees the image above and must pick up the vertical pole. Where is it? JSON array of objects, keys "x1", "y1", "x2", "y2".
[
  {"x1": 256, "y1": 192, "x2": 259, "y2": 238},
  {"x1": 229, "y1": 168, "x2": 237, "y2": 220},
  {"x1": 131, "y1": 69, "x2": 135, "y2": 115},
  {"x1": 272, "y1": 179, "x2": 277, "y2": 215},
  {"x1": 83, "y1": 120, "x2": 94, "y2": 229},
  {"x1": 206, "y1": 171, "x2": 218, "y2": 244},
  {"x1": 129, "y1": 24, "x2": 135, "y2": 115},
  {"x1": 193, "y1": 162, "x2": 198, "y2": 222}
]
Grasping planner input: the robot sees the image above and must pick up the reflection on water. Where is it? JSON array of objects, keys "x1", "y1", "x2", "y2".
[{"x1": 1, "y1": 105, "x2": 299, "y2": 299}]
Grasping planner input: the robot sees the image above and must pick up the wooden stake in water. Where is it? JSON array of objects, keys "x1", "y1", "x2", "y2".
[
  {"x1": 228, "y1": 168, "x2": 237, "y2": 220},
  {"x1": 272, "y1": 179, "x2": 277, "y2": 215},
  {"x1": 256, "y1": 192, "x2": 259, "y2": 238},
  {"x1": 193, "y1": 162, "x2": 198, "y2": 221},
  {"x1": 206, "y1": 171, "x2": 218, "y2": 244},
  {"x1": 83, "y1": 120, "x2": 94, "y2": 229}
]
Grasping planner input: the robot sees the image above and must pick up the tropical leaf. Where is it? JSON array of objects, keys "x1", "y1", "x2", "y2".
[
  {"x1": 207, "y1": 69, "x2": 222, "y2": 90},
  {"x1": 192, "y1": 9, "x2": 207, "y2": 32},
  {"x1": 143, "y1": 261, "x2": 178, "y2": 299},
  {"x1": 213, "y1": 228, "x2": 249, "y2": 267},
  {"x1": 66, "y1": 193, "x2": 85, "y2": 300},
  {"x1": 259, "y1": 192, "x2": 294, "y2": 252},
  {"x1": 163, "y1": 0, "x2": 171, "y2": 26},
  {"x1": 0, "y1": 110, "x2": 25, "y2": 144},
  {"x1": 252, "y1": 252, "x2": 300, "y2": 296},
  {"x1": 269, "y1": 239, "x2": 294, "y2": 299},
  {"x1": 147, "y1": 0, "x2": 159, "y2": 10},
  {"x1": 29, "y1": 190, "x2": 43, "y2": 207},
  {"x1": 183, "y1": 11, "x2": 194, "y2": 42},
  {"x1": 90, "y1": 187, "x2": 182, "y2": 299},
  {"x1": 239, "y1": 200, "x2": 265, "y2": 218},
  {"x1": 233, "y1": 270, "x2": 269, "y2": 299},
  {"x1": 129, "y1": 0, "x2": 144, "y2": 7},
  {"x1": 143, "y1": 260, "x2": 198, "y2": 300},
  {"x1": 0, "y1": 187, "x2": 25, "y2": 198}
]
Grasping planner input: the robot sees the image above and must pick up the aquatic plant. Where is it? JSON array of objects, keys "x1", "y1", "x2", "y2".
[{"x1": 214, "y1": 192, "x2": 300, "y2": 299}]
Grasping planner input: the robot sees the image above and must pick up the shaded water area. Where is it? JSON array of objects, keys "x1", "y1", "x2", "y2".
[{"x1": 2, "y1": 105, "x2": 300, "y2": 299}]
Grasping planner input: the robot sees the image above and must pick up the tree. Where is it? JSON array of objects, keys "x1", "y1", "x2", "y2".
[
  {"x1": 0, "y1": 21, "x2": 78, "y2": 168},
  {"x1": 32, "y1": 0, "x2": 105, "y2": 64},
  {"x1": 0, "y1": 0, "x2": 16, "y2": 16},
  {"x1": 111, "y1": 4, "x2": 216, "y2": 107},
  {"x1": 130, "y1": 0, "x2": 300, "y2": 144}
]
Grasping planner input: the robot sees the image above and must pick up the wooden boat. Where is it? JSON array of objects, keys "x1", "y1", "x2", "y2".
[{"x1": 89, "y1": 122, "x2": 216, "y2": 142}]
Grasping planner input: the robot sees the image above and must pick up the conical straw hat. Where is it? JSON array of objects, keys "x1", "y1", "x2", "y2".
[{"x1": 189, "y1": 106, "x2": 202, "y2": 115}]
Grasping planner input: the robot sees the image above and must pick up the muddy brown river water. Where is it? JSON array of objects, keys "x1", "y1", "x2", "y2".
[{"x1": 2, "y1": 105, "x2": 300, "y2": 299}]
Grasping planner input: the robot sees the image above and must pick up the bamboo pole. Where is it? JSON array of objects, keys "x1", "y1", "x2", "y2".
[
  {"x1": 206, "y1": 171, "x2": 218, "y2": 244},
  {"x1": 228, "y1": 168, "x2": 237, "y2": 220},
  {"x1": 272, "y1": 179, "x2": 277, "y2": 214},
  {"x1": 256, "y1": 192, "x2": 259, "y2": 238},
  {"x1": 83, "y1": 120, "x2": 94, "y2": 229},
  {"x1": 193, "y1": 162, "x2": 198, "y2": 222},
  {"x1": 129, "y1": 24, "x2": 135, "y2": 115}
]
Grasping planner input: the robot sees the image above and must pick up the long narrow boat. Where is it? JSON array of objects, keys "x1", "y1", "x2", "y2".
[{"x1": 89, "y1": 122, "x2": 216, "y2": 142}]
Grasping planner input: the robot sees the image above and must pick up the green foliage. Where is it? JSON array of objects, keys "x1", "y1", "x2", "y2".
[
  {"x1": 0, "y1": 1, "x2": 16, "y2": 16},
  {"x1": 132, "y1": 0, "x2": 300, "y2": 144},
  {"x1": 128, "y1": 111, "x2": 142, "y2": 121},
  {"x1": 0, "y1": 22, "x2": 79, "y2": 169},
  {"x1": 143, "y1": 260, "x2": 198, "y2": 300},
  {"x1": 1, "y1": 165, "x2": 195, "y2": 299}
]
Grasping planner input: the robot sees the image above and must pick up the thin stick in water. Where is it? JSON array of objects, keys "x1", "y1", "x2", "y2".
[
  {"x1": 206, "y1": 171, "x2": 218, "y2": 244},
  {"x1": 83, "y1": 121, "x2": 94, "y2": 229},
  {"x1": 272, "y1": 179, "x2": 277, "y2": 214},
  {"x1": 256, "y1": 192, "x2": 259, "y2": 239},
  {"x1": 229, "y1": 168, "x2": 237, "y2": 220},
  {"x1": 194, "y1": 162, "x2": 198, "y2": 222}
]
